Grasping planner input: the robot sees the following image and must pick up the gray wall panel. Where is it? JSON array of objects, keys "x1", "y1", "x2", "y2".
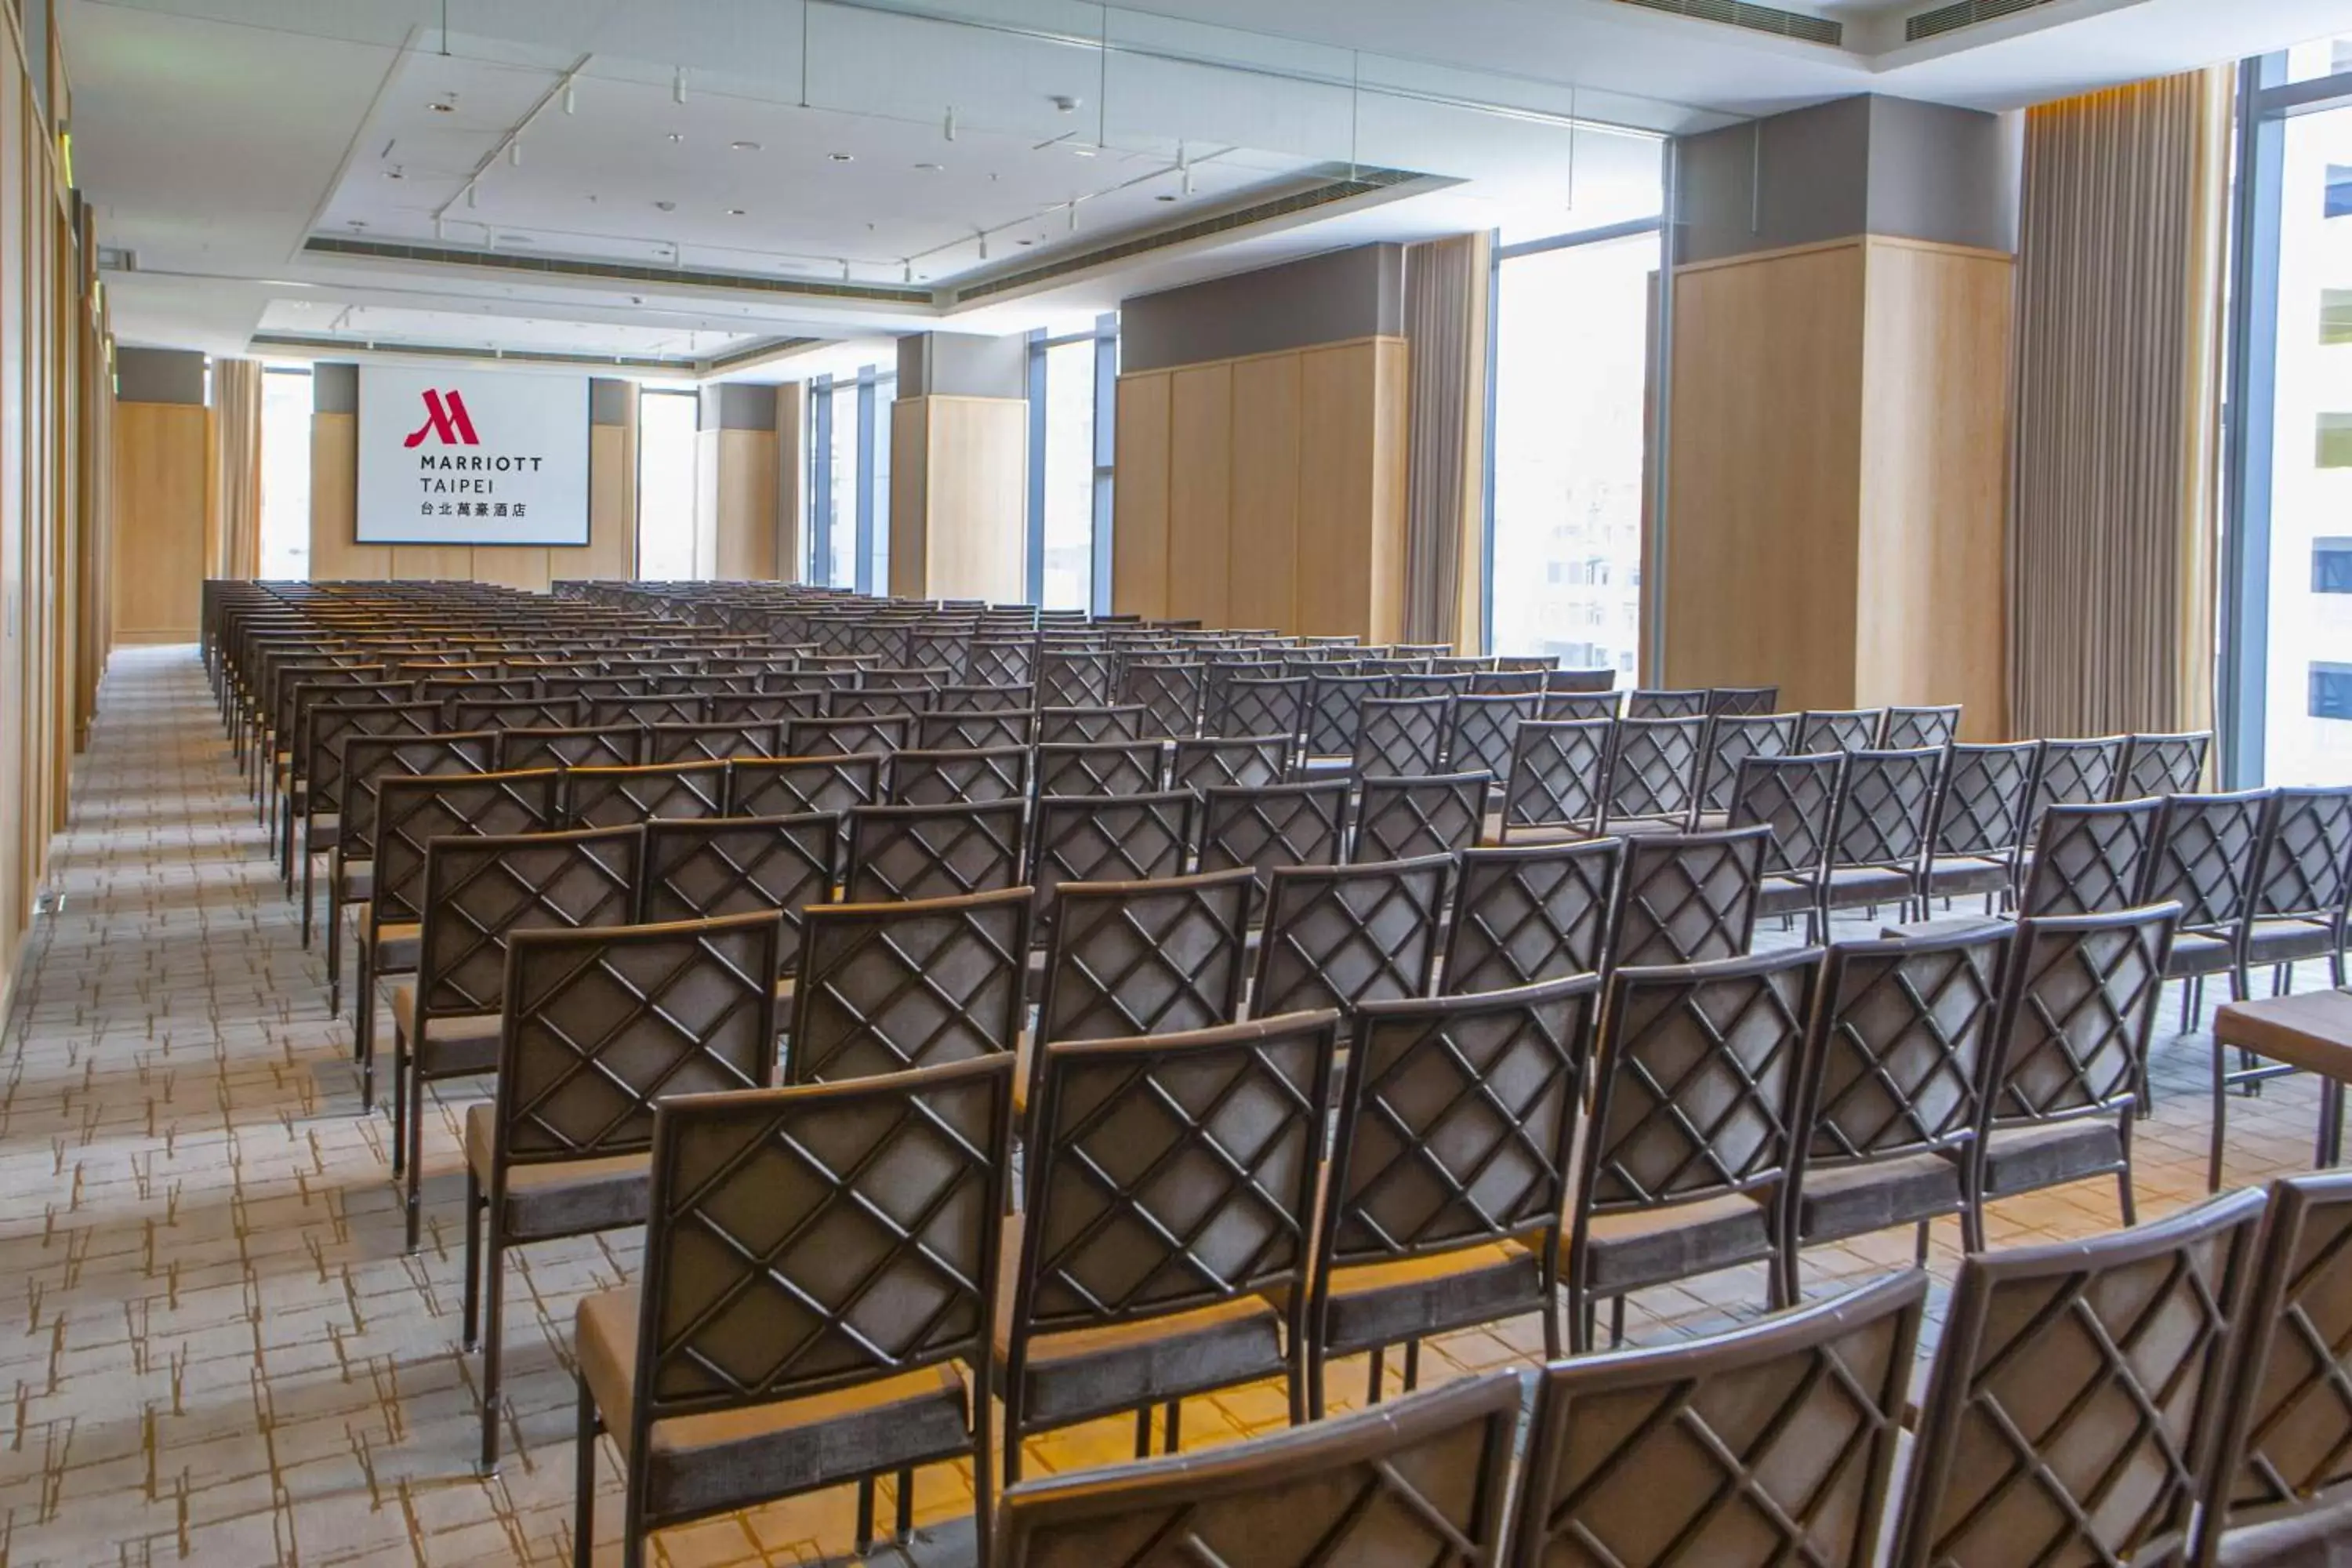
[
  {"x1": 1120, "y1": 245, "x2": 1406, "y2": 372},
  {"x1": 116, "y1": 347, "x2": 208, "y2": 406}
]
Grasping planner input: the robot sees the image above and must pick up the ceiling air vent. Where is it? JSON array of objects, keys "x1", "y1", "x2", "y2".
[
  {"x1": 1906, "y1": 0, "x2": 2058, "y2": 42},
  {"x1": 96, "y1": 245, "x2": 136, "y2": 271},
  {"x1": 248, "y1": 332, "x2": 822, "y2": 374},
  {"x1": 1611, "y1": 0, "x2": 1842, "y2": 46},
  {"x1": 300, "y1": 235, "x2": 933, "y2": 307},
  {"x1": 950, "y1": 166, "x2": 1425, "y2": 306}
]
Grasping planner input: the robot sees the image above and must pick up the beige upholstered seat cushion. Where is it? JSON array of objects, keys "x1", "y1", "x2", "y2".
[
  {"x1": 1975, "y1": 1118, "x2": 2125, "y2": 1200},
  {"x1": 1794, "y1": 1152, "x2": 1965, "y2": 1245},
  {"x1": 575, "y1": 1289, "x2": 971, "y2": 1523},
  {"x1": 988, "y1": 1215, "x2": 1287, "y2": 1426},
  {"x1": 1924, "y1": 855, "x2": 2013, "y2": 898},
  {"x1": 462, "y1": 1105, "x2": 649, "y2": 1240},
  {"x1": 1314, "y1": 1239, "x2": 1542, "y2": 1356},
  {"x1": 1573, "y1": 1192, "x2": 1776, "y2": 1297},
  {"x1": 2166, "y1": 931, "x2": 2239, "y2": 978},
  {"x1": 385, "y1": 983, "x2": 501, "y2": 1075}
]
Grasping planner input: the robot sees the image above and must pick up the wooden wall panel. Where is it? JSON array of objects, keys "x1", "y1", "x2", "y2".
[
  {"x1": 1664, "y1": 241, "x2": 1867, "y2": 711},
  {"x1": 307, "y1": 412, "x2": 388, "y2": 579},
  {"x1": 1167, "y1": 364, "x2": 1233, "y2": 626},
  {"x1": 1295, "y1": 342, "x2": 1380, "y2": 638},
  {"x1": 921, "y1": 397, "x2": 1026, "y2": 603},
  {"x1": 1111, "y1": 370, "x2": 1171, "y2": 618},
  {"x1": 1226, "y1": 354, "x2": 1299, "y2": 630},
  {"x1": 109, "y1": 401, "x2": 208, "y2": 642},
  {"x1": 1857, "y1": 238, "x2": 2014, "y2": 739},
  {"x1": 887, "y1": 397, "x2": 928, "y2": 601},
  {"x1": 1368, "y1": 337, "x2": 1412, "y2": 645},
  {"x1": 713, "y1": 428, "x2": 780, "y2": 581},
  {"x1": 469, "y1": 548, "x2": 550, "y2": 592},
  {"x1": 556, "y1": 413, "x2": 635, "y2": 581}
]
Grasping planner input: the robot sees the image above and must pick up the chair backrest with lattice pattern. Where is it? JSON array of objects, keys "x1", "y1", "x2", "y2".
[
  {"x1": 1501, "y1": 718, "x2": 1612, "y2": 840},
  {"x1": 1198, "y1": 780, "x2": 1348, "y2": 898},
  {"x1": 886, "y1": 745, "x2": 1032, "y2": 807},
  {"x1": 724, "y1": 753, "x2": 880, "y2": 819},
  {"x1": 1352, "y1": 772, "x2": 1486, "y2": 866},
  {"x1": 843, "y1": 799, "x2": 1025, "y2": 903},
  {"x1": 416, "y1": 825, "x2": 644, "y2": 1019},
  {"x1": 1250, "y1": 855, "x2": 1452, "y2": 1018},
  {"x1": 1033, "y1": 740, "x2": 1167, "y2": 799},
  {"x1": 1727, "y1": 753, "x2": 1842, "y2": 880},
  {"x1": 369, "y1": 768, "x2": 561, "y2": 928},
  {"x1": 1442, "y1": 840, "x2": 1621, "y2": 996},
  {"x1": 786, "y1": 887, "x2": 1033, "y2": 1083},
  {"x1": 1983, "y1": 903, "x2": 2177, "y2": 1131},
  {"x1": 1605, "y1": 716, "x2": 1705, "y2": 827},
  {"x1": 2021, "y1": 798, "x2": 2163, "y2": 917},
  {"x1": 1696, "y1": 713, "x2": 1799, "y2": 817},
  {"x1": 1354, "y1": 695, "x2": 1451, "y2": 779},
  {"x1": 2140, "y1": 789, "x2": 2269, "y2": 934},
  {"x1": 636, "y1": 815, "x2": 838, "y2": 980},
  {"x1": 561, "y1": 761, "x2": 729, "y2": 829},
  {"x1": 1606, "y1": 827, "x2": 1768, "y2": 970}
]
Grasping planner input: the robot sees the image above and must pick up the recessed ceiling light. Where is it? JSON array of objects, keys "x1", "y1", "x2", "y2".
[
  {"x1": 653, "y1": 199, "x2": 676, "y2": 212},
  {"x1": 666, "y1": 132, "x2": 685, "y2": 143},
  {"x1": 1156, "y1": 192, "x2": 1178, "y2": 201},
  {"x1": 1018, "y1": 238, "x2": 1035, "y2": 245},
  {"x1": 731, "y1": 140, "x2": 760, "y2": 152},
  {"x1": 828, "y1": 152, "x2": 855, "y2": 162},
  {"x1": 725, "y1": 207, "x2": 746, "y2": 216},
  {"x1": 1070, "y1": 145, "x2": 1097, "y2": 158},
  {"x1": 384, "y1": 166, "x2": 404, "y2": 180},
  {"x1": 913, "y1": 162, "x2": 943, "y2": 172},
  {"x1": 428, "y1": 100, "x2": 456, "y2": 113}
]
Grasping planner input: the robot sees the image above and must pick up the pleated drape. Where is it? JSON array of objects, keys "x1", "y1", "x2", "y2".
[
  {"x1": 1403, "y1": 232, "x2": 1491, "y2": 648},
  {"x1": 2008, "y1": 68, "x2": 2230, "y2": 743},
  {"x1": 209, "y1": 357, "x2": 263, "y2": 579}
]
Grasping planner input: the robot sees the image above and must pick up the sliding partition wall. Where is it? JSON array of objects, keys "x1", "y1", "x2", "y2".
[{"x1": 2227, "y1": 40, "x2": 2352, "y2": 785}]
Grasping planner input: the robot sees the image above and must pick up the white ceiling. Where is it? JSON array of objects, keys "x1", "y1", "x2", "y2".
[{"x1": 64, "y1": 0, "x2": 2352, "y2": 371}]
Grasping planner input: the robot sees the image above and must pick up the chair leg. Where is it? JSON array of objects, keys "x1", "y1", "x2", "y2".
[
  {"x1": 1306, "y1": 1345, "x2": 1327, "y2": 1422},
  {"x1": 1132, "y1": 1406, "x2": 1152, "y2": 1458},
  {"x1": 2320, "y1": 1080, "x2": 2347, "y2": 1170},
  {"x1": 854, "y1": 1479, "x2": 876, "y2": 1554},
  {"x1": 401, "y1": 1056, "x2": 425, "y2": 1254},
  {"x1": 1401, "y1": 1341, "x2": 1419, "y2": 1394},
  {"x1": 1914, "y1": 1221, "x2": 1932, "y2": 1266},
  {"x1": 895, "y1": 1467, "x2": 914, "y2": 1539},
  {"x1": 2209, "y1": 1038, "x2": 2230, "y2": 1194},
  {"x1": 2116, "y1": 1125, "x2": 2138, "y2": 1228},
  {"x1": 1366, "y1": 1346, "x2": 1385, "y2": 1406},
  {"x1": 572, "y1": 1374, "x2": 597, "y2": 1568},
  {"x1": 300, "y1": 851, "x2": 315, "y2": 950},
  {"x1": 461, "y1": 1167, "x2": 481, "y2": 1350},
  {"x1": 328, "y1": 895, "x2": 345, "y2": 1022},
  {"x1": 1163, "y1": 1399, "x2": 1181, "y2": 1454},
  {"x1": 479, "y1": 1221, "x2": 505, "y2": 1472},
  {"x1": 1609, "y1": 1295, "x2": 1626, "y2": 1348}
]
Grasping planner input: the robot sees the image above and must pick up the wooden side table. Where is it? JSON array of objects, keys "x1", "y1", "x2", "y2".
[{"x1": 2212, "y1": 990, "x2": 2352, "y2": 1190}]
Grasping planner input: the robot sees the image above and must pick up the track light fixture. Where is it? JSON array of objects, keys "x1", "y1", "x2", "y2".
[
  {"x1": 562, "y1": 81, "x2": 575, "y2": 114},
  {"x1": 944, "y1": 105, "x2": 957, "y2": 143},
  {"x1": 673, "y1": 67, "x2": 687, "y2": 105}
]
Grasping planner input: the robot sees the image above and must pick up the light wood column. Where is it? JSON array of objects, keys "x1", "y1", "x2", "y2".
[
  {"x1": 1662, "y1": 236, "x2": 2013, "y2": 735},
  {"x1": 888, "y1": 394, "x2": 1025, "y2": 602},
  {"x1": 110, "y1": 401, "x2": 209, "y2": 643},
  {"x1": 1112, "y1": 334, "x2": 1408, "y2": 639}
]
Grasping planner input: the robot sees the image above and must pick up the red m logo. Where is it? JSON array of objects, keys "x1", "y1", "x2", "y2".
[{"x1": 401, "y1": 389, "x2": 481, "y2": 448}]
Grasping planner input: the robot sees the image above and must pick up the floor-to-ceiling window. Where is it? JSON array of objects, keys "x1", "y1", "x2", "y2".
[
  {"x1": 636, "y1": 386, "x2": 699, "y2": 580},
  {"x1": 2226, "y1": 42, "x2": 2352, "y2": 784},
  {"x1": 1027, "y1": 315, "x2": 1116, "y2": 612},
  {"x1": 257, "y1": 365, "x2": 312, "y2": 579},
  {"x1": 805, "y1": 367, "x2": 895, "y2": 589},
  {"x1": 1485, "y1": 223, "x2": 1661, "y2": 676}
]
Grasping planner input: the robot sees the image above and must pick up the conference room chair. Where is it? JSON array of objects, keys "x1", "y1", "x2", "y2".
[
  {"x1": 1600, "y1": 714, "x2": 1705, "y2": 834},
  {"x1": 1391, "y1": 670, "x2": 1477, "y2": 706},
  {"x1": 1691, "y1": 710, "x2": 1798, "y2": 825},
  {"x1": 394, "y1": 824, "x2": 643, "y2": 1251},
  {"x1": 993, "y1": 1370, "x2": 1518, "y2": 1568},
  {"x1": 640, "y1": 718, "x2": 780, "y2": 767},
  {"x1": 1439, "y1": 839, "x2": 1621, "y2": 994},
  {"x1": 2242, "y1": 784, "x2": 2352, "y2": 993},
  {"x1": 1445, "y1": 691, "x2": 1538, "y2": 792},
  {"x1": 1207, "y1": 673, "x2": 1309, "y2": 751},
  {"x1": 1542, "y1": 663, "x2": 1614, "y2": 691},
  {"x1": 1170, "y1": 734, "x2": 1289, "y2": 795},
  {"x1": 560, "y1": 760, "x2": 729, "y2": 829},
  {"x1": 2027, "y1": 733, "x2": 2129, "y2": 822},
  {"x1": 827, "y1": 685, "x2": 926, "y2": 722},
  {"x1": 1308, "y1": 975, "x2": 1600, "y2": 1416},
  {"x1": 1031, "y1": 738, "x2": 1167, "y2": 797},
  {"x1": 1879, "y1": 703, "x2": 1963, "y2": 750},
  {"x1": 448, "y1": 695, "x2": 583, "y2": 733},
  {"x1": 278, "y1": 670, "x2": 405, "y2": 880},
  {"x1": 1539, "y1": 688, "x2": 1621, "y2": 721},
  {"x1": 1922, "y1": 739, "x2": 2040, "y2": 911},
  {"x1": 296, "y1": 696, "x2": 440, "y2": 947},
  {"x1": 634, "y1": 815, "x2": 839, "y2": 1004},
  {"x1": 1353, "y1": 694, "x2": 1451, "y2": 779},
  {"x1": 785, "y1": 887, "x2": 1032, "y2": 1083},
  {"x1": 1797, "y1": 707, "x2": 1884, "y2": 754},
  {"x1": 1890, "y1": 1187, "x2": 2267, "y2": 1568},
  {"x1": 352, "y1": 764, "x2": 557, "y2": 1105},
  {"x1": 2119, "y1": 728, "x2": 2214, "y2": 797},
  {"x1": 1704, "y1": 683, "x2": 1781, "y2": 716},
  {"x1": 1036, "y1": 702, "x2": 1147, "y2": 746},
  {"x1": 1196, "y1": 779, "x2": 1349, "y2": 900},
  {"x1": 723, "y1": 751, "x2": 880, "y2": 818},
  {"x1": 704, "y1": 690, "x2": 820, "y2": 726},
  {"x1": 923, "y1": 681, "x2": 1036, "y2": 717},
  {"x1": 998, "y1": 1014, "x2": 1338, "y2": 1487},
  {"x1": 494, "y1": 723, "x2": 644, "y2": 773},
  {"x1": 572, "y1": 1055, "x2": 1014, "y2": 1568},
  {"x1": 1038, "y1": 647, "x2": 1115, "y2": 706},
  {"x1": 782, "y1": 712, "x2": 913, "y2": 757},
  {"x1": 1351, "y1": 772, "x2": 1486, "y2": 865},
  {"x1": 1248, "y1": 855, "x2": 1453, "y2": 1021},
  {"x1": 1727, "y1": 750, "x2": 1843, "y2": 938},
  {"x1": 906, "y1": 628, "x2": 972, "y2": 680},
  {"x1": 1513, "y1": 1270, "x2": 1926, "y2": 1568},
  {"x1": 912, "y1": 707, "x2": 1035, "y2": 753},
  {"x1": 589, "y1": 694, "x2": 707, "y2": 728},
  {"x1": 842, "y1": 799, "x2": 1025, "y2": 903},
  {"x1": 1624, "y1": 688, "x2": 1707, "y2": 720},
  {"x1": 1973, "y1": 903, "x2": 2179, "y2": 1229},
  {"x1": 332, "y1": 730, "x2": 503, "y2": 1018},
  {"x1": 1120, "y1": 658, "x2": 1206, "y2": 740},
  {"x1": 1565, "y1": 945, "x2": 1823, "y2": 1352},
  {"x1": 1488, "y1": 717, "x2": 1610, "y2": 851},
  {"x1": 2019, "y1": 797, "x2": 2165, "y2": 917},
  {"x1": 1602, "y1": 825, "x2": 1769, "y2": 971},
  {"x1": 1817, "y1": 746, "x2": 1943, "y2": 926},
  {"x1": 1027, "y1": 790, "x2": 1196, "y2": 942},
  {"x1": 1029, "y1": 869, "x2": 1256, "y2": 1108},
  {"x1": 2194, "y1": 1172, "x2": 2352, "y2": 1563},
  {"x1": 886, "y1": 744, "x2": 1032, "y2": 807},
  {"x1": 1469, "y1": 666, "x2": 1547, "y2": 696},
  {"x1": 2141, "y1": 788, "x2": 2268, "y2": 1029},
  {"x1": 971, "y1": 637, "x2": 1038, "y2": 688},
  {"x1": 465, "y1": 913, "x2": 780, "y2": 1469},
  {"x1": 1784, "y1": 925, "x2": 2010, "y2": 1294}
]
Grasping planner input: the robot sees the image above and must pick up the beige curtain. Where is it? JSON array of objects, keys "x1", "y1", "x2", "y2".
[
  {"x1": 2008, "y1": 68, "x2": 2230, "y2": 743},
  {"x1": 210, "y1": 357, "x2": 263, "y2": 579},
  {"x1": 1403, "y1": 232, "x2": 1491, "y2": 649}
]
